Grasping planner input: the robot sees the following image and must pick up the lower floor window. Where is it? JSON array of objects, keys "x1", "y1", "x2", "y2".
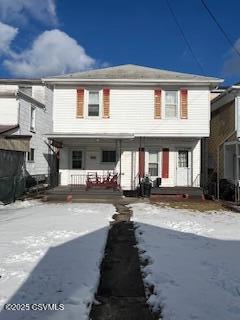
[
  {"x1": 27, "y1": 148, "x2": 34, "y2": 162},
  {"x1": 102, "y1": 150, "x2": 116, "y2": 162},
  {"x1": 72, "y1": 150, "x2": 82, "y2": 169},
  {"x1": 149, "y1": 151, "x2": 158, "y2": 176}
]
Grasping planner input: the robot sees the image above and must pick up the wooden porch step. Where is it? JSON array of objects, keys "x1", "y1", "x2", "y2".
[
  {"x1": 151, "y1": 187, "x2": 204, "y2": 200},
  {"x1": 46, "y1": 186, "x2": 122, "y2": 196}
]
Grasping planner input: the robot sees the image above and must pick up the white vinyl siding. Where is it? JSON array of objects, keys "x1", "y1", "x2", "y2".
[
  {"x1": 53, "y1": 87, "x2": 210, "y2": 137},
  {"x1": 18, "y1": 86, "x2": 54, "y2": 175},
  {"x1": 32, "y1": 85, "x2": 45, "y2": 104},
  {"x1": 0, "y1": 97, "x2": 18, "y2": 125}
]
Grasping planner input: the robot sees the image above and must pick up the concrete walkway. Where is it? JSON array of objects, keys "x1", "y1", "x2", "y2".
[{"x1": 89, "y1": 221, "x2": 159, "y2": 320}]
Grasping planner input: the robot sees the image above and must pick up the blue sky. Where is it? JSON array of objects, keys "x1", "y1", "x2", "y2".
[{"x1": 0, "y1": 0, "x2": 240, "y2": 84}]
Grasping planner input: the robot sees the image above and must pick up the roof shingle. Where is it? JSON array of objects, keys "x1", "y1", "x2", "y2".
[{"x1": 51, "y1": 64, "x2": 222, "y2": 82}]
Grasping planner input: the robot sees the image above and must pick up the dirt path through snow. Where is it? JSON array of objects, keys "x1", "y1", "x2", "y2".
[{"x1": 89, "y1": 221, "x2": 159, "y2": 320}]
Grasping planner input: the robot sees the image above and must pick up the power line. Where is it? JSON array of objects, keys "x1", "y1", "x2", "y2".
[
  {"x1": 165, "y1": 0, "x2": 205, "y2": 75},
  {"x1": 200, "y1": 0, "x2": 240, "y2": 59}
]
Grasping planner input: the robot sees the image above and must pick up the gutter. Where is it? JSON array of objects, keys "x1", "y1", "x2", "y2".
[
  {"x1": 0, "y1": 88, "x2": 46, "y2": 109},
  {"x1": 0, "y1": 79, "x2": 42, "y2": 85},
  {"x1": 211, "y1": 85, "x2": 240, "y2": 106},
  {"x1": 0, "y1": 90, "x2": 17, "y2": 97},
  {"x1": 42, "y1": 78, "x2": 223, "y2": 87}
]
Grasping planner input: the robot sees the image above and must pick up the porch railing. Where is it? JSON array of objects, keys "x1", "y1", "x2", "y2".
[
  {"x1": 70, "y1": 174, "x2": 87, "y2": 187},
  {"x1": 133, "y1": 173, "x2": 140, "y2": 189},
  {"x1": 192, "y1": 174, "x2": 200, "y2": 187}
]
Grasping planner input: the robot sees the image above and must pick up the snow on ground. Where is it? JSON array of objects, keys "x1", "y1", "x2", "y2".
[
  {"x1": 131, "y1": 203, "x2": 240, "y2": 320},
  {"x1": 0, "y1": 201, "x2": 115, "y2": 320}
]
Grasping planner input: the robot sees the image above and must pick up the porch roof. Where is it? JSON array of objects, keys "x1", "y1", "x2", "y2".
[{"x1": 46, "y1": 132, "x2": 135, "y2": 139}]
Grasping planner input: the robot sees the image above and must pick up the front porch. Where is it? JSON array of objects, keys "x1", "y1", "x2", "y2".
[{"x1": 48, "y1": 134, "x2": 202, "y2": 192}]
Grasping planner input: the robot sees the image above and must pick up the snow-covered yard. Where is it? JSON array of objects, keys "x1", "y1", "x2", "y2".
[
  {"x1": 0, "y1": 201, "x2": 115, "y2": 320},
  {"x1": 132, "y1": 203, "x2": 240, "y2": 320}
]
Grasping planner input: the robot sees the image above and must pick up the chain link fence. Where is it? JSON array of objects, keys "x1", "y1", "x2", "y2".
[{"x1": 0, "y1": 174, "x2": 26, "y2": 204}]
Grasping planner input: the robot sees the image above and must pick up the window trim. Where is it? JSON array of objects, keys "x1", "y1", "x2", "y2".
[
  {"x1": 101, "y1": 150, "x2": 117, "y2": 163},
  {"x1": 164, "y1": 90, "x2": 179, "y2": 119},
  {"x1": 71, "y1": 150, "x2": 83, "y2": 170},
  {"x1": 27, "y1": 148, "x2": 35, "y2": 162},
  {"x1": 148, "y1": 150, "x2": 159, "y2": 177},
  {"x1": 87, "y1": 90, "x2": 101, "y2": 118}
]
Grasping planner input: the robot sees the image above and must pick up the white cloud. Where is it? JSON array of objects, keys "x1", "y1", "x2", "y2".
[
  {"x1": 0, "y1": 0, "x2": 57, "y2": 25},
  {"x1": 0, "y1": 22, "x2": 18, "y2": 53},
  {"x1": 223, "y1": 38, "x2": 240, "y2": 76},
  {"x1": 3, "y1": 29, "x2": 95, "y2": 77}
]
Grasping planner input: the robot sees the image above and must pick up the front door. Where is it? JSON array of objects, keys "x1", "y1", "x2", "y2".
[
  {"x1": 148, "y1": 151, "x2": 159, "y2": 185},
  {"x1": 176, "y1": 150, "x2": 191, "y2": 186}
]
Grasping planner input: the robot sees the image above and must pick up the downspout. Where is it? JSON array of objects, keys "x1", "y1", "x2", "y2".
[
  {"x1": 139, "y1": 136, "x2": 142, "y2": 185},
  {"x1": 235, "y1": 142, "x2": 239, "y2": 203}
]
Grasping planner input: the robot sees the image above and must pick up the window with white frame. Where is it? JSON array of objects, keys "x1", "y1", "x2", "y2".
[
  {"x1": 72, "y1": 151, "x2": 83, "y2": 169},
  {"x1": 148, "y1": 151, "x2": 159, "y2": 176},
  {"x1": 30, "y1": 105, "x2": 36, "y2": 131},
  {"x1": 27, "y1": 148, "x2": 35, "y2": 162},
  {"x1": 165, "y1": 91, "x2": 178, "y2": 119},
  {"x1": 88, "y1": 91, "x2": 100, "y2": 116}
]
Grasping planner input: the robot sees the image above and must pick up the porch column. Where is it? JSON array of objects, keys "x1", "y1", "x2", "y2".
[
  {"x1": 118, "y1": 139, "x2": 122, "y2": 185},
  {"x1": 138, "y1": 147, "x2": 145, "y2": 179}
]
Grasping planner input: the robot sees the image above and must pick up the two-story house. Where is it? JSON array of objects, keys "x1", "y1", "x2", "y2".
[
  {"x1": 0, "y1": 80, "x2": 54, "y2": 203},
  {"x1": 44, "y1": 64, "x2": 222, "y2": 191},
  {"x1": 207, "y1": 84, "x2": 240, "y2": 200}
]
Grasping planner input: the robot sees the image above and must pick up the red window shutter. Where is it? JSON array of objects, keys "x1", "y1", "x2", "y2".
[
  {"x1": 180, "y1": 89, "x2": 188, "y2": 119},
  {"x1": 76, "y1": 88, "x2": 84, "y2": 118},
  {"x1": 162, "y1": 148, "x2": 169, "y2": 178},
  {"x1": 103, "y1": 88, "x2": 110, "y2": 118},
  {"x1": 139, "y1": 147, "x2": 145, "y2": 178},
  {"x1": 154, "y1": 89, "x2": 161, "y2": 119}
]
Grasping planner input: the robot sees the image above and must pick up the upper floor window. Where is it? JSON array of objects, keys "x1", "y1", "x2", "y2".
[
  {"x1": 165, "y1": 91, "x2": 178, "y2": 119},
  {"x1": 30, "y1": 105, "x2": 36, "y2": 131},
  {"x1": 88, "y1": 91, "x2": 100, "y2": 116}
]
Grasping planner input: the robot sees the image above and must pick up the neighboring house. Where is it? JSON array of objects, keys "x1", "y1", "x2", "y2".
[
  {"x1": 44, "y1": 64, "x2": 222, "y2": 191},
  {"x1": 206, "y1": 84, "x2": 240, "y2": 199},
  {"x1": 0, "y1": 80, "x2": 54, "y2": 202}
]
